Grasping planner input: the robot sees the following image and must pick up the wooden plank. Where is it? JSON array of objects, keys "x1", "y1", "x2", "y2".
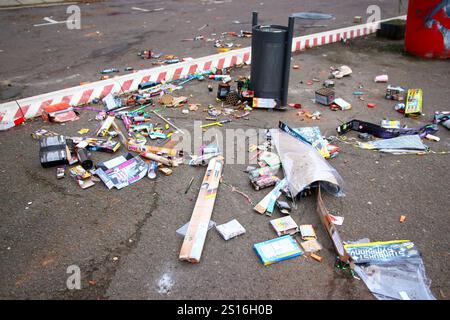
[{"x1": 179, "y1": 156, "x2": 224, "y2": 263}]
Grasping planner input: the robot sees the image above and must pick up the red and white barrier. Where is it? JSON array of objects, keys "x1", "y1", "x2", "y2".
[{"x1": 0, "y1": 15, "x2": 405, "y2": 128}]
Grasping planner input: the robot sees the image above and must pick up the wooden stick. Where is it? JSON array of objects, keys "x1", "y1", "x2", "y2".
[{"x1": 152, "y1": 110, "x2": 184, "y2": 134}]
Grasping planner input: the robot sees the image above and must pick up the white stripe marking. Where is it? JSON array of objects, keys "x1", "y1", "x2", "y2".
[{"x1": 132, "y1": 7, "x2": 150, "y2": 12}]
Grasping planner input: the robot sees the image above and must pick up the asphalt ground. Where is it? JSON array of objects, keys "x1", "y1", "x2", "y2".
[
  {"x1": 1, "y1": 0, "x2": 449, "y2": 300},
  {"x1": 1, "y1": 0, "x2": 406, "y2": 100}
]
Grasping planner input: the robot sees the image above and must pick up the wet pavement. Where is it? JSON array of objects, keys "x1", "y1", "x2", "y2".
[{"x1": 0, "y1": 0, "x2": 449, "y2": 300}]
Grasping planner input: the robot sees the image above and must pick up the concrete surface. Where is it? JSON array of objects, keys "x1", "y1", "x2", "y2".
[
  {"x1": 0, "y1": 0, "x2": 74, "y2": 9},
  {"x1": 0, "y1": 0, "x2": 449, "y2": 300}
]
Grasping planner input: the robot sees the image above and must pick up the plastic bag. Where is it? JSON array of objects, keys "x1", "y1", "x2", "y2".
[
  {"x1": 345, "y1": 240, "x2": 436, "y2": 300},
  {"x1": 270, "y1": 129, "x2": 345, "y2": 197},
  {"x1": 354, "y1": 259, "x2": 436, "y2": 300}
]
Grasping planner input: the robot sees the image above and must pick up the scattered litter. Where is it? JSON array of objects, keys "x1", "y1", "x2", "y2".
[
  {"x1": 288, "y1": 103, "x2": 302, "y2": 109},
  {"x1": 357, "y1": 135, "x2": 427, "y2": 153},
  {"x1": 253, "y1": 235, "x2": 302, "y2": 266},
  {"x1": 31, "y1": 129, "x2": 58, "y2": 140},
  {"x1": 222, "y1": 181, "x2": 254, "y2": 205},
  {"x1": 96, "y1": 156, "x2": 147, "y2": 190},
  {"x1": 333, "y1": 98, "x2": 352, "y2": 110},
  {"x1": 425, "y1": 133, "x2": 440, "y2": 142},
  {"x1": 381, "y1": 120, "x2": 401, "y2": 129},
  {"x1": 56, "y1": 167, "x2": 65, "y2": 179},
  {"x1": 39, "y1": 135, "x2": 69, "y2": 168},
  {"x1": 323, "y1": 79, "x2": 334, "y2": 88},
  {"x1": 374, "y1": 74, "x2": 389, "y2": 83},
  {"x1": 216, "y1": 219, "x2": 246, "y2": 240},
  {"x1": 16, "y1": 21, "x2": 442, "y2": 294},
  {"x1": 276, "y1": 200, "x2": 291, "y2": 215},
  {"x1": 70, "y1": 165, "x2": 91, "y2": 180},
  {"x1": 200, "y1": 119, "x2": 231, "y2": 129},
  {"x1": 405, "y1": 89, "x2": 423, "y2": 117},
  {"x1": 249, "y1": 168, "x2": 279, "y2": 191},
  {"x1": 278, "y1": 122, "x2": 338, "y2": 160},
  {"x1": 358, "y1": 132, "x2": 373, "y2": 141},
  {"x1": 301, "y1": 239, "x2": 323, "y2": 253},
  {"x1": 434, "y1": 111, "x2": 450, "y2": 130},
  {"x1": 147, "y1": 160, "x2": 158, "y2": 179},
  {"x1": 315, "y1": 88, "x2": 335, "y2": 106},
  {"x1": 317, "y1": 187, "x2": 350, "y2": 262},
  {"x1": 159, "y1": 167, "x2": 173, "y2": 176},
  {"x1": 331, "y1": 65, "x2": 352, "y2": 79},
  {"x1": 78, "y1": 128, "x2": 90, "y2": 135},
  {"x1": 386, "y1": 85, "x2": 406, "y2": 101},
  {"x1": 179, "y1": 157, "x2": 223, "y2": 263},
  {"x1": 345, "y1": 240, "x2": 436, "y2": 300},
  {"x1": 271, "y1": 129, "x2": 344, "y2": 197},
  {"x1": 254, "y1": 179, "x2": 287, "y2": 216},
  {"x1": 252, "y1": 97, "x2": 278, "y2": 109},
  {"x1": 337, "y1": 119, "x2": 437, "y2": 139},
  {"x1": 310, "y1": 253, "x2": 323, "y2": 262},
  {"x1": 42, "y1": 102, "x2": 79, "y2": 123},
  {"x1": 328, "y1": 213, "x2": 344, "y2": 226},
  {"x1": 300, "y1": 225, "x2": 317, "y2": 240},
  {"x1": 270, "y1": 216, "x2": 299, "y2": 236}
]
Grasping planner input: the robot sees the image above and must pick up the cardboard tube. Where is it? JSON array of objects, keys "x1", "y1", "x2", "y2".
[{"x1": 140, "y1": 152, "x2": 174, "y2": 167}]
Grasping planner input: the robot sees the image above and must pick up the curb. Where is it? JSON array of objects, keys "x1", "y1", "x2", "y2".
[{"x1": 0, "y1": 15, "x2": 406, "y2": 127}]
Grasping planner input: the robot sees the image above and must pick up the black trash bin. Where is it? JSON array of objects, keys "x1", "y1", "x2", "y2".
[{"x1": 250, "y1": 12, "x2": 295, "y2": 107}]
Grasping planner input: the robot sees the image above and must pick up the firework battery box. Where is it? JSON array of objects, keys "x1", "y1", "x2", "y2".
[
  {"x1": 405, "y1": 88, "x2": 423, "y2": 117},
  {"x1": 39, "y1": 135, "x2": 69, "y2": 168},
  {"x1": 315, "y1": 88, "x2": 335, "y2": 106},
  {"x1": 385, "y1": 85, "x2": 406, "y2": 101},
  {"x1": 217, "y1": 83, "x2": 231, "y2": 100}
]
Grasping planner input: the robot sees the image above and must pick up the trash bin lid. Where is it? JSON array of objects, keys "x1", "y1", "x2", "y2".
[{"x1": 255, "y1": 25, "x2": 287, "y2": 33}]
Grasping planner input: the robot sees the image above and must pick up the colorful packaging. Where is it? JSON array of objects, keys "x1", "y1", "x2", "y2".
[
  {"x1": 253, "y1": 235, "x2": 302, "y2": 266},
  {"x1": 404, "y1": 89, "x2": 423, "y2": 117},
  {"x1": 269, "y1": 216, "x2": 299, "y2": 236}
]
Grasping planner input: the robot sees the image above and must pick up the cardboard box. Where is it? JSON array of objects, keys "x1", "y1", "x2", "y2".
[
  {"x1": 299, "y1": 224, "x2": 317, "y2": 240},
  {"x1": 254, "y1": 235, "x2": 302, "y2": 266},
  {"x1": 315, "y1": 88, "x2": 335, "y2": 106},
  {"x1": 270, "y1": 216, "x2": 299, "y2": 236},
  {"x1": 405, "y1": 89, "x2": 423, "y2": 117}
]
